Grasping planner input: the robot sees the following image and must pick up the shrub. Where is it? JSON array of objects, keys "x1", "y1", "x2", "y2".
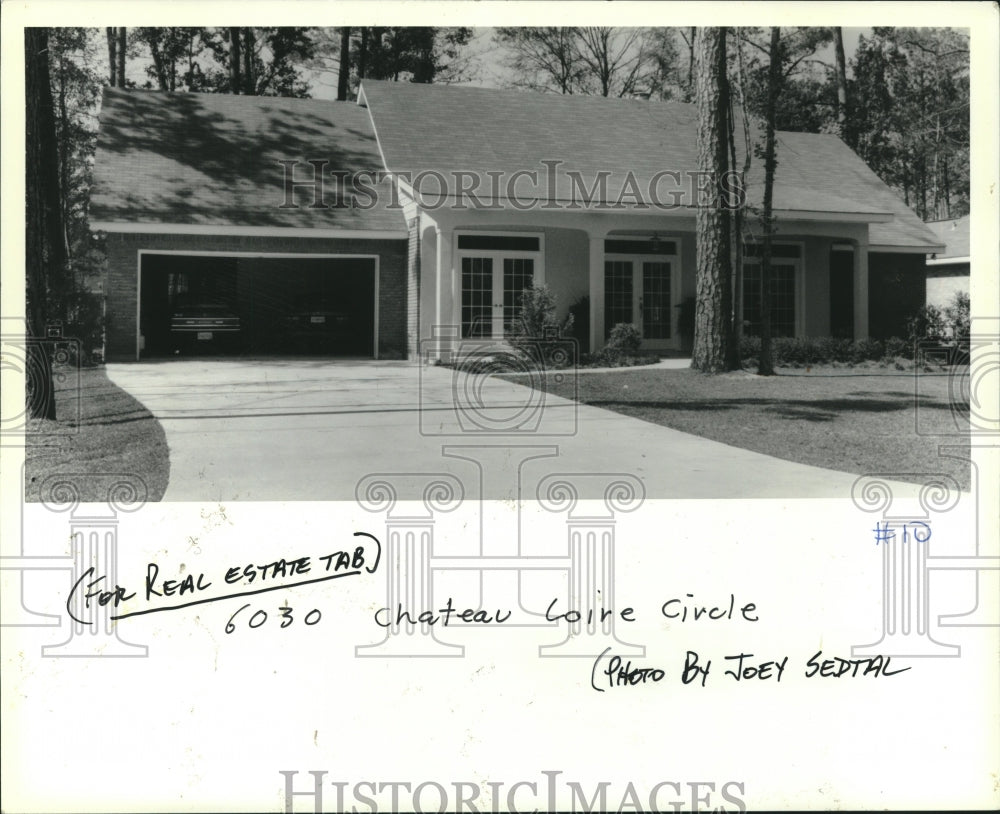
[
  {"x1": 506, "y1": 284, "x2": 576, "y2": 369},
  {"x1": 815, "y1": 337, "x2": 854, "y2": 363},
  {"x1": 509, "y1": 285, "x2": 574, "y2": 340},
  {"x1": 591, "y1": 323, "x2": 643, "y2": 367},
  {"x1": 850, "y1": 338, "x2": 884, "y2": 363},
  {"x1": 590, "y1": 349, "x2": 653, "y2": 368},
  {"x1": 883, "y1": 336, "x2": 910, "y2": 360},
  {"x1": 738, "y1": 334, "x2": 901, "y2": 367},
  {"x1": 51, "y1": 285, "x2": 105, "y2": 367},
  {"x1": 943, "y1": 291, "x2": 970, "y2": 346},
  {"x1": 739, "y1": 335, "x2": 761, "y2": 364},
  {"x1": 773, "y1": 337, "x2": 806, "y2": 365},
  {"x1": 606, "y1": 323, "x2": 642, "y2": 354},
  {"x1": 906, "y1": 303, "x2": 946, "y2": 343},
  {"x1": 903, "y1": 291, "x2": 970, "y2": 363}
]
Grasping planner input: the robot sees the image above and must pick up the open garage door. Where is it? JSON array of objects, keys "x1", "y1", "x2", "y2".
[{"x1": 140, "y1": 254, "x2": 377, "y2": 358}]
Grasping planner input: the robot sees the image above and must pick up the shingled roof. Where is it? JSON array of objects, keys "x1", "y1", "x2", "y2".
[
  {"x1": 360, "y1": 80, "x2": 942, "y2": 251},
  {"x1": 926, "y1": 215, "x2": 970, "y2": 259},
  {"x1": 91, "y1": 87, "x2": 405, "y2": 233}
]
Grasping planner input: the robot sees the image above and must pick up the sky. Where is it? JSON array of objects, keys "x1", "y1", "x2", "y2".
[{"x1": 307, "y1": 27, "x2": 872, "y2": 101}]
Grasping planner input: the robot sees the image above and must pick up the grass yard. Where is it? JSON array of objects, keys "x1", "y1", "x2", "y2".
[
  {"x1": 23, "y1": 365, "x2": 170, "y2": 502},
  {"x1": 515, "y1": 364, "x2": 972, "y2": 491}
]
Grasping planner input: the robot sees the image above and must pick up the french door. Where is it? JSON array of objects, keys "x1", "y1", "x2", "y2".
[
  {"x1": 461, "y1": 256, "x2": 535, "y2": 337},
  {"x1": 458, "y1": 233, "x2": 542, "y2": 339},
  {"x1": 604, "y1": 255, "x2": 677, "y2": 349}
]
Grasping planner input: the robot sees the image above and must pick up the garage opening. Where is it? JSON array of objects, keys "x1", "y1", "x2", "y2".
[{"x1": 139, "y1": 254, "x2": 377, "y2": 357}]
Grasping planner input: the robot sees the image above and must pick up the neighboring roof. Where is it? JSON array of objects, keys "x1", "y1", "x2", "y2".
[
  {"x1": 360, "y1": 80, "x2": 943, "y2": 251},
  {"x1": 926, "y1": 215, "x2": 970, "y2": 260},
  {"x1": 91, "y1": 88, "x2": 405, "y2": 233}
]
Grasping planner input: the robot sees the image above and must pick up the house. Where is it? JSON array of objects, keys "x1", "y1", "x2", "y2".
[
  {"x1": 90, "y1": 89, "x2": 409, "y2": 361},
  {"x1": 925, "y1": 215, "x2": 970, "y2": 310},
  {"x1": 90, "y1": 82, "x2": 946, "y2": 361}
]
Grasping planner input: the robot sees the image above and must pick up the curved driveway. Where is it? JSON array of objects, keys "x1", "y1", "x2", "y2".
[{"x1": 106, "y1": 359, "x2": 921, "y2": 502}]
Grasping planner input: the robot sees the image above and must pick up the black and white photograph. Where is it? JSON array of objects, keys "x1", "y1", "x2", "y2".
[{"x1": 2, "y1": 2, "x2": 998, "y2": 812}]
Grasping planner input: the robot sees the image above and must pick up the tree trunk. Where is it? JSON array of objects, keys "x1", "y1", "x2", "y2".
[
  {"x1": 757, "y1": 27, "x2": 782, "y2": 377},
  {"x1": 687, "y1": 27, "x2": 696, "y2": 101},
  {"x1": 337, "y1": 27, "x2": 351, "y2": 100},
  {"x1": 734, "y1": 30, "x2": 753, "y2": 341},
  {"x1": 229, "y1": 27, "x2": 241, "y2": 93},
  {"x1": 833, "y1": 27, "x2": 849, "y2": 143},
  {"x1": 727, "y1": 61, "x2": 743, "y2": 346},
  {"x1": 242, "y1": 28, "x2": 255, "y2": 94},
  {"x1": 942, "y1": 152, "x2": 951, "y2": 219},
  {"x1": 187, "y1": 31, "x2": 196, "y2": 86},
  {"x1": 147, "y1": 31, "x2": 169, "y2": 91},
  {"x1": 692, "y1": 27, "x2": 737, "y2": 373},
  {"x1": 25, "y1": 28, "x2": 60, "y2": 420},
  {"x1": 116, "y1": 27, "x2": 126, "y2": 87},
  {"x1": 359, "y1": 28, "x2": 368, "y2": 80},
  {"x1": 57, "y1": 52, "x2": 69, "y2": 245},
  {"x1": 106, "y1": 27, "x2": 117, "y2": 86},
  {"x1": 931, "y1": 114, "x2": 941, "y2": 220}
]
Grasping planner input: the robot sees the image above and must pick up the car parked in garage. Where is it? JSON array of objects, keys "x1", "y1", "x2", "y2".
[
  {"x1": 170, "y1": 298, "x2": 241, "y2": 353},
  {"x1": 284, "y1": 296, "x2": 351, "y2": 353}
]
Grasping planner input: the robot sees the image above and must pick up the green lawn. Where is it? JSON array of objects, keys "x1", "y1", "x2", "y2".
[
  {"x1": 24, "y1": 366, "x2": 170, "y2": 502},
  {"x1": 516, "y1": 364, "x2": 972, "y2": 490}
]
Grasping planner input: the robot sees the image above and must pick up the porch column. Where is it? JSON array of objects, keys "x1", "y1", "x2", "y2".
[
  {"x1": 435, "y1": 225, "x2": 456, "y2": 352},
  {"x1": 589, "y1": 235, "x2": 605, "y2": 352},
  {"x1": 853, "y1": 237, "x2": 869, "y2": 340}
]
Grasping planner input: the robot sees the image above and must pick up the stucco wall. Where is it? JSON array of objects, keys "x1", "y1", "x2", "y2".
[
  {"x1": 926, "y1": 264, "x2": 969, "y2": 311},
  {"x1": 412, "y1": 212, "x2": 888, "y2": 348}
]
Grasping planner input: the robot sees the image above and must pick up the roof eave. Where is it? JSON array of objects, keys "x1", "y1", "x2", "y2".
[
  {"x1": 926, "y1": 254, "x2": 970, "y2": 265},
  {"x1": 90, "y1": 221, "x2": 407, "y2": 240},
  {"x1": 869, "y1": 243, "x2": 947, "y2": 254},
  {"x1": 772, "y1": 209, "x2": 893, "y2": 223}
]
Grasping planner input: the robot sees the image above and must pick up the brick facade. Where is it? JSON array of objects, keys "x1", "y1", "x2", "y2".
[{"x1": 104, "y1": 231, "x2": 408, "y2": 361}]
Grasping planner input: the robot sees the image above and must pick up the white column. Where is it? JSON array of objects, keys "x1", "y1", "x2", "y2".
[
  {"x1": 434, "y1": 225, "x2": 456, "y2": 359},
  {"x1": 853, "y1": 237, "x2": 869, "y2": 340},
  {"x1": 589, "y1": 235, "x2": 605, "y2": 352}
]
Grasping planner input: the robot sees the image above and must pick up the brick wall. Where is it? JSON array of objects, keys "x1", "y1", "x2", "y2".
[{"x1": 104, "y1": 232, "x2": 408, "y2": 361}]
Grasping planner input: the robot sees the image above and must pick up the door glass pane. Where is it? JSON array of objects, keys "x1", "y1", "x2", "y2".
[
  {"x1": 642, "y1": 261, "x2": 671, "y2": 339},
  {"x1": 462, "y1": 256, "x2": 493, "y2": 338},
  {"x1": 742, "y1": 262, "x2": 795, "y2": 337},
  {"x1": 604, "y1": 260, "x2": 633, "y2": 338},
  {"x1": 503, "y1": 258, "x2": 534, "y2": 335}
]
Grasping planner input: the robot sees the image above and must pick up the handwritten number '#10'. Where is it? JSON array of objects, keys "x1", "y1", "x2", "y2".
[{"x1": 224, "y1": 603, "x2": 322, "y2": 633}]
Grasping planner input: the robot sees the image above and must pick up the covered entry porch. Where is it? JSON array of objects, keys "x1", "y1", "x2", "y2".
[{"x1": 417, "y1": 207, "x2": 880, "y2": 357}]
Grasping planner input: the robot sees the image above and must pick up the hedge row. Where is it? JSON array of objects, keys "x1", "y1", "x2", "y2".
[{"x1": 739, "y1": 336, "x2": 923, "y2": 366}]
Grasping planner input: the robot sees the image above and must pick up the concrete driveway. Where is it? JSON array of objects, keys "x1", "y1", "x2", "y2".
[{"x1": 106, "y1": 359, "x2": 918, "y2": 501}]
